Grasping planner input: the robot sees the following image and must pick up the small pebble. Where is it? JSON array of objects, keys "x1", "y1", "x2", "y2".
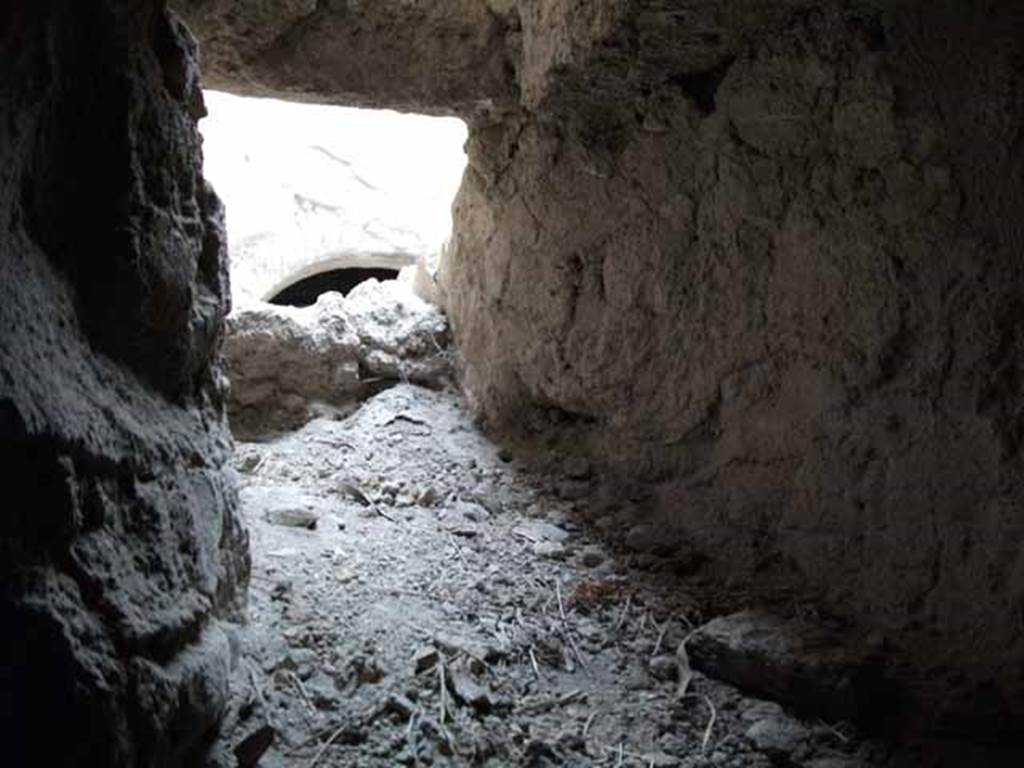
[
  {"x1": 649, "y1": 654, "x2": 679, "y2": 682},
  {"x1": 579, "y1": 546, "x2": 606, "y2": 567},
  {"x1": 532, "y1": 541, "x2": 567, "y2": 559},
  {"x1": 412, "y1": 645, "x2": 439, "y2": 673}
]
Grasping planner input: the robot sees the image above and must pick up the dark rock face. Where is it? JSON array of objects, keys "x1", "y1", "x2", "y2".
[
  {"x1": 687, "y1": 612, "x2": 889, "y2": 728},
  {"x1": 0, "y1": 4, "x2": 248, "y2": 766}
]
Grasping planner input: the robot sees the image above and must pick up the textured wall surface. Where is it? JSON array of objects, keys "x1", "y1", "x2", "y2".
[
  {"x1": 173, "y1": 0, "x2": 518, "y2": 117},
  {"x1": 444, "y1": 1, "x2": 1024, "y2": 735},
  {"x1": 0, "y1": 3, "x2": 248, "y2": 765}
]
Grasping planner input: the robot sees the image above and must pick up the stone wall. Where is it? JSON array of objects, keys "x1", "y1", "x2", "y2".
[{"x1": 0, "y1": 3, "x2": 248, "y2": 765}]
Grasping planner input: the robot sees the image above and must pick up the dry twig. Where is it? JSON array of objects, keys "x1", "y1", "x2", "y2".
[
  {"x1": 447, "y1": 533, "x2": 470, "y2": 569},
  {"x1": 284, "y1": 670, "x2": 317, "y2": 717},
  {"x1": 652, "y1": 617, "x2": 671, "y2": 657},
  {"x1": 582, "y1": 710, "x2": 598, "y2": 738},
  {"x1": 614, "y1": 595, "x2": 632, "y2": 631},
  {"x1": 700, "y1": 694, "x2": 717, "y2": 753},
  {"x1": 637, "y1": 609, "x2": 649, "y2": 635},
  {"x1": 676, "y1": 638, "x2": 694, "y2": 699},
  {"x1": 340, "y1": 481, "x2": 398, "y2": 523},
  {"x1": 246, "y1": 661, "x2": 267, "y2": 710},
  {"x1": 528, "y1": 645, "x2": 542, "y2": 679},
  {"x1": 406, "y1": 709, "x2": 421, "y2": 767},
  {"x1": 555, "y1": 578, "x2": 567, "y2": 621},
  {"x1": 438, "y1": 658, "x2": 447, "y2": 724},
  {"x1": 307, "y1": 721, "x2": 351, "y2": 768},
  {"x1": 560, "y1": 626, "x2": 589, "y2": 673},
  {"x1": 817, "y1": 719, "x2": 852, "y2": 743}
]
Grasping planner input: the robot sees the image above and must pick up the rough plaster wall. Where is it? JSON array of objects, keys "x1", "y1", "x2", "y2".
[
  {"x1": 0, "y1": 3, "x2": 248, "y2": 766},
  {"x1": 172, "y1": 0, "x2": 518, "y2": 117},
  {"x1": 445, "y1": 1, "x2": 1024, "y2": 735}
]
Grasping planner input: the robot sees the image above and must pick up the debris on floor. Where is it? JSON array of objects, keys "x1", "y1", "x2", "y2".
[
  {"x1": 207, "y1": 384, "x2": 1012, "y2": 767},
  {"x1": 224, "y1": 278, "x2": 451, "y2": 437},
  {"x1": 686, "y1": 611, "x2": 888, "y2": 726}
]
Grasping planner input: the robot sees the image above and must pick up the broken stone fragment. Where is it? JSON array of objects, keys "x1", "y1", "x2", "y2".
[
  {"x1": 237, "y1": 451, "x2": 262, "y2": 473},
  {"x1": 263, "y1": 505, "x2": 318, "y2": 529},
  {"x1": 532, "y1": 540, "x2": 567, "y2": 559},
  {"x1": 462, "y1": 486, "x2": 504, "y2": 515},
  {"x1": 413, "y1": 645, "x2": 440, "y2": 673},
  {"x1": 330, "y1": 723, "x2": 368, "y2": 746},
  {"x1": 740, "y1": 699, "x2": 786, "y2": 721},
  {"x1": 687, "y1": 611, "x2": 886, "y2": 725},
  {"x1": 648, "y1": 654, "x2": 679, "y2": 682},
  {"x1": 275, "y1": 647, "x2": 318, "y2": 678},
  {"x1": 439, "y1": 501, "x2": 487, "y2": 536},
  {"x1": 416, "y1": 486, "x2": 440, "y2": 506},
  {"x1": 440, "y1": 501, "x2": 487, "y2": 532},
  {"x1": 452, "y1": 499, "x2": 490, "y2": 521},
  {"x1": 533, "y1": 636, "x2": 568, "y2": 669},
  {"x1": 642, "y1": 752, "x2": 681, "y2": 768},
  {"x1": 224, "y1": 283, "x2": 451, "y2": 438},
  {"x1": 270, "y1": 579, "x2": 292, "y2": 601},
  {"x1": 306, "y1": 672, "x2": 341, "y2": 710},
  {"x1": 233, "y1": 724, "x2": 276, "y2": 768},
  {"x1": 446, "y1": 662, "x2": 493, "y2": 711},
  {"x1": 382, "y1": 693, "x2": 417, "y2": 721},
  {"x1": 513, "y1": 521, "x2": 570, "y2": 543},
  {"x1": 433, "y1": 631, "x2": 502, "y2": 662},
  {"x1": 447, "y1": 523, "x2": 480, "y2": 538},
  {"x1": 578, "y1": 546, "x2": 606, "y2": 568},
  {"x1": 744, "y1": 716, "x2": 811, "y2": 757},
  {"x1": 523, "y1": 739, "x2": 562, "y2": 764}
]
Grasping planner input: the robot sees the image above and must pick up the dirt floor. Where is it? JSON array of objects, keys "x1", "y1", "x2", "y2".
[{"x1": 208, "y1": 384, "x2": 1018, "y2": 768}]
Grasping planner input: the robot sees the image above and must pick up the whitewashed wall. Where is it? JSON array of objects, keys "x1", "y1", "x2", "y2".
[{"x1": 200, "y1": 91, "x2": 467, "y2": 305}]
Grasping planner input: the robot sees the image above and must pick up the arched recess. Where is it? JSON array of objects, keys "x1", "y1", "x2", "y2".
[
  {"x1": 198, "y1": 90, "x2": 468, "y2": 307},
  {"x1": 268, "y1": 265, "x2": 400, "y2": 307},
  {"x1": 257, "y1": 252, "x2": 413, "y2": 304}
]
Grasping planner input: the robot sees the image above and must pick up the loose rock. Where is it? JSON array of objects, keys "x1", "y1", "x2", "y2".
[
  {"x1": 649, "y1": 654, "x2": 679, "y2": 682},
  {"x1": 513, "y1": 521, "x2": 570, "y2": 544},
  {"x1": 447, "y1": 662, "x2": 493, "y2": 711},
  {"x1": 233, "y1": 725, "x2": 276, "y2": 768},
  {"x1": 745, "y1": 716, "x2": 811, "y2": 757},
  {"x1": 687, "y1": 611, "x2": 884, "y2": 724},
  {"x1": 532, "y1": 541, "x2": 567, "y2": 559},
  {"x1": 263, "y1": 506, "x2": 318, "y2": 529},
  {"x1": 413, "y1": 645, "x2": 440, "y2": 673},
  {"x1": 578, "y1": 546, "x2": 606, "y2": 568}
]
